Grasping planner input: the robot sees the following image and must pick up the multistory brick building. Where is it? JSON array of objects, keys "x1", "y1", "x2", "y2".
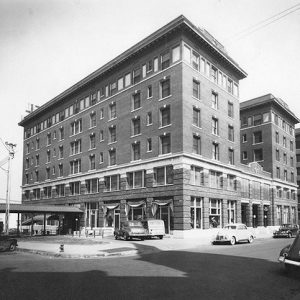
[
  {"x1": 240, "y1": 94, "x2": 299, "y2": 226},
  {"x1": 19, "y1": 16, "x2": 298, "y2": 236},
  {"x1": 295, "y1": 128, "x2": 300, "y2": 224}
]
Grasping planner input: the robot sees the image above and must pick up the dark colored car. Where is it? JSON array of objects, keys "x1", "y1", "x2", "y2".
[
  {"x1": 279, "y1": 231, "x2": 300, "y2": 271},
  {"x1": 273, "y1": 224, "x2": 299, "y2": 238},
  {"x1": 0, "y1": 235, "x2": 18, "y2": 252},
  {"x1": 114, "y1": 221, "x2": 147, "y2": 241}
]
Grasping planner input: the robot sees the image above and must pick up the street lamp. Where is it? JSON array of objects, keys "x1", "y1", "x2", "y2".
[{"x1": 75, "y1": 218, "x2": 78, "y2": 234}]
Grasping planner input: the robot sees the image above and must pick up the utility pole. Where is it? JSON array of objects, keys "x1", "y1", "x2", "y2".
[{"x1": 4, "y1": 142, "x2": 16, "y2": 235}]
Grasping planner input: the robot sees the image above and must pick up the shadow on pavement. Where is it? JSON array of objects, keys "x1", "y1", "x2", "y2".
[{"x1": 0, "y1": 242, "x2": 299, "y2": 300}]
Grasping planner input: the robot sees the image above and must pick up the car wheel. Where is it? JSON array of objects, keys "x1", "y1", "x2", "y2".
[
  {"x1": 159, "y1": 235, "x2": 163, "y2": 240},
  {"x1": 114, "y1": 234, "x2": 118, "y2": 240},
  {"x1": 123, "y1": 233, "x2": 129, "y2": 241},
  {"x1": 248, "y1": 235, "x2": 254, "y2": 243},
  {"x1": 230, "y1": 236, "x2": 236, "y2": 245},
  {"x1": 9, "y1": 243, "x2": 16, "y2": 252}
]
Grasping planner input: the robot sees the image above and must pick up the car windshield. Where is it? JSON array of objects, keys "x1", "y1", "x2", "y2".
[
  {"x1": 225, "y1": 225, "x2": 236, "y2": 230},
  {"x1": 280, "y1": 224, "x2": 291, "y2": 229}
]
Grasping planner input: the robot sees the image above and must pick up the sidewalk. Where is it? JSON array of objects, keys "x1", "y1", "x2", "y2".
[{"x1": 16, "y1": 227, "x2": 274, "y2": 259}]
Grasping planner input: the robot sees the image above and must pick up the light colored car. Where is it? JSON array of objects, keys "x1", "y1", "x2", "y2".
[
  {"x1": 213, "y1": 223, "x2": 255, "y2": 245},
  {"x1": 114, "y1": 221, "x2": 147, "y2": 241},
  {"x1": 141, "y1": 219, "x2": 165, "y2": 239}
]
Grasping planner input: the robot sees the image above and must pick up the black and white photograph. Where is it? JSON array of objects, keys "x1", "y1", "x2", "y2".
[{"x1": 0, "y1": 0, "x2": 300, "y2": 299}]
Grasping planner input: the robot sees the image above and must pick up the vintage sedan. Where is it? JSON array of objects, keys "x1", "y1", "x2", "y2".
[
  {"x1": 278, "y1": 231, "x2": 300, "y2": 272},
  {"x1": 273, "y1": 224, "x2": 299, "y2": 238},
  {"x1": 212, "y1": 223, "x2": 255, "y2": 245},
  {"x1": 114, "y1": 221, "x2": 147, "y2": 241},
  {"x1": 0, "y1": 235, "x2": 18, "y2": 252}
]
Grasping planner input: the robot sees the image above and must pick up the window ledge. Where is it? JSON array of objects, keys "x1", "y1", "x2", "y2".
[{"x1": 158, "y1": 95, "x2": 172, "y2": 101}]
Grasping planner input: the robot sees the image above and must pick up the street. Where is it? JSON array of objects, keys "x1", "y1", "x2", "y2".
[{"x1": 0, "y1": 238, "x2": 299, "y2": 300}]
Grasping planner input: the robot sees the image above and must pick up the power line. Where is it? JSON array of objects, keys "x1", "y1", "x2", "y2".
[{"x1": 225, "y1": 3, "x2": 300, "y2": 42}]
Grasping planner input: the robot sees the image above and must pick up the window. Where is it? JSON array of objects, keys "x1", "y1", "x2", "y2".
[
  {"x1": 100, "y1": 130, "x2": 104, "y2": 142},
  {"x1": 276, "y1": 149, "x2": 280, "y2": 161},
  {"x1": 90, "y1": 134, "x2": 96, "y2": 149},
  {"x1": 43, "y1": 186, "x2": 52, "y2": 198},
  {"x1": 132, "y1": 117, "x2": 141, "y2": 136},
  {"x1": 86, "y1": 178, "x2": 98, "y2": 193},
  {"x1": 70, "y1": 140, "x2": 81, "y2": 155},
  {"x1": 283, "y1": 136, "x2": 287, "y2": 147},
  {"x1": 172, "y1": 45, "x2": 180, "y2": 62},
  {"x1": 147, "y1": 138, "x2": 152, "y2": 152},
  {"x1": 193, "y1": 107, "x2": 201, "y2": 127},
  {"x1": 117, "y1": 77, "x2": 124, "y2": 91},
  {"x1": 36, "y1": 154, "x2": 39, "y2": 166},
  {"x1": 99, "y1": 152, "x2": 104, "y2": 164},
  {"x1": 190, "y1": 197, "x2": 202, "y2": 229},
  {"x1": 160, "y1": 134, "x2": 171, "y2": 154},
  {"x1": 127, "y1": 170, "x2": 146, "y2": 189},
  {"x1": 190, "y1": 166, "x2": 204, "y2": 186},
  {"x1": 253, "y1": 131, "x2": 262, "y2": 144},
  {"x1": 70, "y1": 159, "x2": 81, "y2": 174},
  {"x1": 104, "y1": 174, "x2": 120, "y2": 191},
  {"x1": 212, "y1": 118, "x2": 219, "y2": 135},
  {"x1": 58, "y1": 164, "x2": 63, "y2": 177},
  {"x1": 275, "y1": 131, "x2": 279, "y2": 143},
  {"x1": 161, "y1": 51, "x2": 170, "y2": 70},
  {"x1": 89, "y1": 155, "x2": 96, "y2": 170},
  {"x1": 283, "y1": 153, "x2": 287, "y2": 164},
  {"x1": 211, "y1": 92, "x2": 218, "y2": 109},
  {"x1": 210, "y1": 65, "x2": 218, "y2": 83},
  {"x1": 228, "y1": 149, "x2": 234, "y2": 165},
  {"x1": 291, "y1": 171, "x2": 294, "y2": 182},
  {"x1": 56, "y1": 184, "x2": 65, "y2": 197},
  {"x1": 47, "y1": 133, "x2": 51, "y2": 146},
  {"x1": 209, "y1": 199, "x2": 222, "y2": 228},
  {"x1": 233, "y1": 83, "x2": 239, "y2": 97},
  {"x1": 183, "y1": 45, "x2": 191, "y2": 63},
  {"x1": 242, "y1": 151, "x2": 248, "y2": 160},
  {"x1": 154, "y1": 165, "x2": 173, "y2": 185},
  {"x1": 228, "y1": 102, "x2": 234, "y2": 118},
  {"x1": 47, "y1": 150, "x2": 51, "y2": 163},
  {"x1": 276, "y1": 167, "x2": 280, "y2": 179},
  {"x1": 253, "y1": 149, "x2": 263, "y2": 161},
  {"x1": 284, "y1": 170, "x2": 288, "y2": 181},
  {"x1": 132, "y1": 142, "x2": 141, "y2": 161},
  {"x1": 147, "y1": 60, "x2": 152, "y2": 73},
  {"x1": 91, "y1": 92, "x2": 97, "y2": 105},
  {"x1": 290, "y1": 140, "x2": 294, "y2": 151},
  {"x1": 192, "y1": 51, "x2": 199, "y2": 70},
  {"x1": 209, "y1": 171, "x2": 223, "y2": 188},
  {"x1": 133, "y1": 68, "x2": 141, "y2": 84},
  {"x1": 70, "y1": 181, "x2": 80, "y2": 195},
  {"x1": 253, "y1": 114, "x2": 262, "y2": 126},
  {"x1": 70, "y1": 119, "x2": 82, "y2": 135},
  {"x1": 193, "y1": 79, "x2": 200, "y2": 99},
  {"x1": 160, "y1": 105, "x2": 171, "y2": 127},
  {"x1": 46, "y1": 168, "x2": 50, "y2": 180},
  {"x1": 35, "y1": 171, "x2": 39, "y2": 183},
  {"x1": 193, "y1": 135, "x2": 201, "y2": 154},
  {"x1": 227, "y1": 78, "x2": 233, "y2": 94},
  {"x1": 89, "y1": 113, "x2": 96, "y2": 128},
  {"x1": 147, "y1": 85, "x2": 152, "y2": 98},
  {"x1": 142, "y1": 64, "x2": 146, "y2": 78},
  {"x1": 263, "y1": 112, "x2": 270, "y2": 123},
  {"x1": 228, "y1": 125, "x2": 234, "y2": 142},
  {"x1": 147, "y1": 112, "x2": 152, "y2": 125},
  {"x1": 109, "y1": 148, "x2": 116, "y2": 166},
  {"x1": 36, "y1": 138, "x2": 40, "y2": 150},
  {"x1": 109, "y1": 102, "x2": 116, "y2": 119},
  {"x1": 109, "y1": 125, "x2": 117, "y2": 143},
  {"x1": 242, "y1": 134, "x2": 247, "y2": 143},
  {"x1": 212, "y1": 143, "x2": 220, "y2": 160},
  {"x1": 153, "y1": 57, "x2": 158, "y2": 72},
  {"x1": 59, "y1": 127, "x2": 64, "y2": 140},
  {"x1": 124, "y1": 73, "x2": 131, "y2": 88},
  {"x1": 58, "y1": 146, "x2": 63, "y2": 159},
  {"x1": 160, "y1": 78, "x2": 171, "y2": 98},
  {"x1": 100, "y1": 108, "x2": 104, "y2": 119},
  {"x1": 132, "y1": 92, "x2": 141, "y2": 110}
]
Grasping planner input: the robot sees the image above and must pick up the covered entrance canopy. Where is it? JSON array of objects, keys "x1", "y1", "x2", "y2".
[{"x1": 0, "y1": 203, "x2": 83, "y2": 235}]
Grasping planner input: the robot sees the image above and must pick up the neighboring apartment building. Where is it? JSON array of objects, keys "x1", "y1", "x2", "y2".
[
  {"x1": 18, "y1": 15, "x2": 298, "y2": 237},
  {"x1": 295, "y1": 128, "x2": 300, "y2": 224},
  {"x1": 240, "y1": 94, "x2": 299, "y2": 226}
]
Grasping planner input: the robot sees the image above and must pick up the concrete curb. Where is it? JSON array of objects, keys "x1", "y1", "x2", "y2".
[{"x1": 17, "y1": 247, "x2": 140, "y2": 259}]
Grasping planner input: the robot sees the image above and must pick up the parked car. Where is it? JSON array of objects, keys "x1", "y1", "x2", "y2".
[
  {"x1": 212, "y1": 223, "x2": 255, "y2": 245},
  {"x1": 141, "y1": 219, "x2": 165, "y2": 239},
  {"x1": 273, "y1": 224, "x2": 299, "y2": 238},
  {"x1": 0, "y1": 235, "x2": 18, "y2": 252},
  {"x1": 278, "y1": 231, "x2": 300, "y2": 272},
  {"x1": 114, "y1": 221, "x2": 147, "y2": 241}
]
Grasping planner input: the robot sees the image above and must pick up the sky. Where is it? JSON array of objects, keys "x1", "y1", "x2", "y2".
[{"x1": 0, "y1": 0, "x2": 300, "y2": 204}]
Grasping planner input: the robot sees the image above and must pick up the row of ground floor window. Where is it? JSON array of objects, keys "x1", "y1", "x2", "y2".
[{"x1": 81, "y1": 197, "x2": 298, "y2": 234}]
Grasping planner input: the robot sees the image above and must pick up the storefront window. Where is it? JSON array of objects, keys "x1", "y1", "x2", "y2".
[
  {"x1": 227, "y1": 201, "x2": 236, "y2": 223},
  {"x1": 190, "y1": 197, "x2": 202, "y2": 229},
  {"x1": 85, "y1": 202, "x2": 99, "y2": 228},
  {"x1": 209, "y1": 199, "x2": 222, "y2": 228}
]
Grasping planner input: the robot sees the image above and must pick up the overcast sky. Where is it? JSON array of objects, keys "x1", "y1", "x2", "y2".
[{"x1": 0, "y1": 0, "x2": 299, "y2": 203}]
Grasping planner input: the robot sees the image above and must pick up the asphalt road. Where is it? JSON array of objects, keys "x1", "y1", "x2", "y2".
[{"x1": 0, "y1": 238, "x2": 299, "y2": 300}]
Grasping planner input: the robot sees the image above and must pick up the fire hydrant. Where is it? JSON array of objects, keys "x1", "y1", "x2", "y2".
[{"x1": 59, "y1": 244, "x2": 64, "y2": 253}]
